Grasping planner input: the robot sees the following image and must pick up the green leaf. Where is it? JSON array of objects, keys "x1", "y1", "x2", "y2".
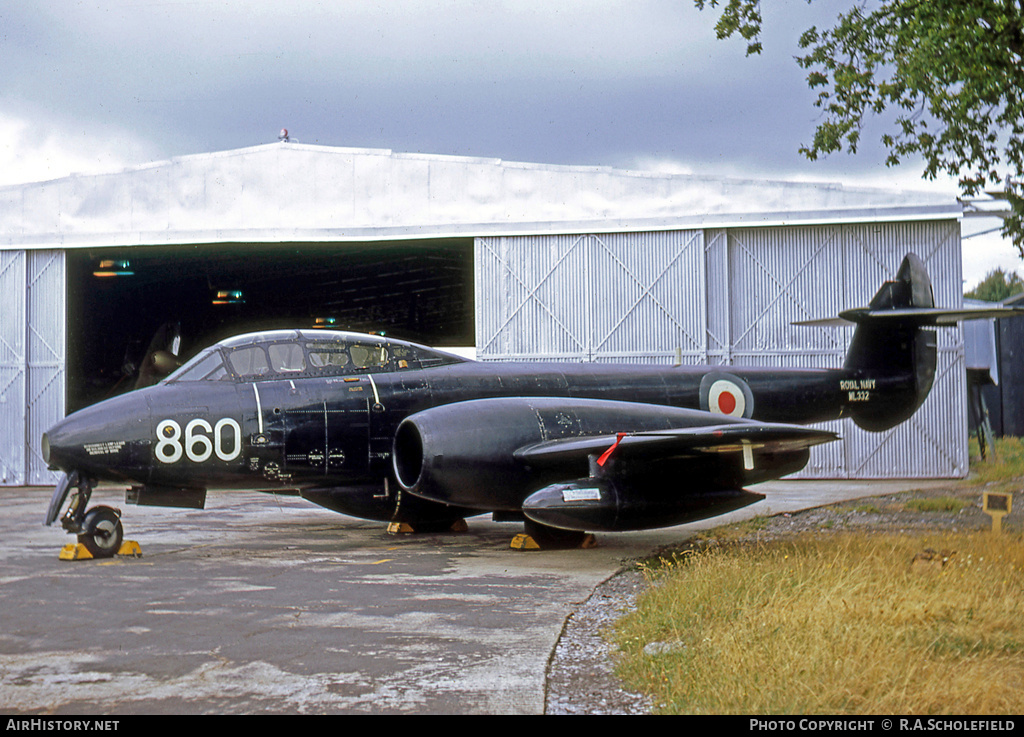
[{"x1": 693, "y1": 0, "x2": 1024, "y2": 252}]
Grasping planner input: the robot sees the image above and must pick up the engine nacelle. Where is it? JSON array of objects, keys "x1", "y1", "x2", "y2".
[
  {"x1": 393, "y1": 398, "x2": 576, "y2": 510},
  {"x1": 392, "y1": 396, "x2": 752, "y2": 511}
]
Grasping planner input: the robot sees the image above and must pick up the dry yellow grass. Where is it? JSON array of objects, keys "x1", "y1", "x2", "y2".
[{"x1": 613, "y1": 532, "x2": 1024, "y2": 714}]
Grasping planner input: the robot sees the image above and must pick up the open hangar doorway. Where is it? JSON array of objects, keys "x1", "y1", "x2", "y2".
[{"x1": 66, "y1": 239, "x2": 475, "y2": 412}]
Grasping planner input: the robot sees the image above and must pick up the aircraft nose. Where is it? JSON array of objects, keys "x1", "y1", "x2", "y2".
[
  {"x1": 42, "y1": 392, "x2": 153, "y2": 479},
  {"x1": 42, "y1": 413, "x2": 93, "y2": 473}
]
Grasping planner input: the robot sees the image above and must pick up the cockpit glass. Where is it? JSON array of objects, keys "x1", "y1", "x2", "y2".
[
  {"x1": 227, "y1": 346, "x2": 271, "y2": 377},
  {"x1": 269, "y1": 343, "x2": 306, "y2": 373},
  {"x1": 349, "y1": 343, "x2": 388, "y2": 368},
  {"x1": 164, "y1": 350, "x2": 226, "y2": 382},
  {"x1": 167, "y1": 331, "x2": 462, "y2": 384},
  {"x1": 307, "y1": 346, "x2": 350, "y2": 368}
]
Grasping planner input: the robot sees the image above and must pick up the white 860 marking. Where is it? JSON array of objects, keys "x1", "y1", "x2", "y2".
[{"x1": 156, "y1": 418, "x2": 242, "y2": 464}]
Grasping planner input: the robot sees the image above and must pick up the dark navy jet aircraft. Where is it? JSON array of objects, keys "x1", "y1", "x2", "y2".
[{"x1": 42, "y1": 254, "x2": 1020, "y2": 554}]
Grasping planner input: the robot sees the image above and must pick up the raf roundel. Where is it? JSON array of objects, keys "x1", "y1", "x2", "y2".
[
  {"x1": 700, "y1": 373, "x2": 754, "y2": 419},
  {"x1": 708, "y1": 379, "x2": 744, "y2": 416}
]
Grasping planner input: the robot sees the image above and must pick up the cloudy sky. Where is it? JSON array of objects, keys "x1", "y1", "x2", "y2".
[{"x1": 0, "y1": 0, "x2": 1014, "y2": 287}]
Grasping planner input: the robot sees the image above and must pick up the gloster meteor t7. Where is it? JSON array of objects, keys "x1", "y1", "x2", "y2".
[{"x1": 42, "y1": 254, "x2": 1018, "y2": 553}]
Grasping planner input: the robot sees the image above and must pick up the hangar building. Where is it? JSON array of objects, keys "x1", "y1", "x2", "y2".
[{"x1": 0, "y1": 142, "x2": 965, "y2": 487}]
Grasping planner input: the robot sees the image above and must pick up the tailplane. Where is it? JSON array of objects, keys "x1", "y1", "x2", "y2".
[{"x1": 800, "y1": 253, "x2": 1024, "y2": 432}]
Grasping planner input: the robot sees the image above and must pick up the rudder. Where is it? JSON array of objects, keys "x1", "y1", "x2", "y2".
[{"x1": 842, "y1": 254, "x2": 937, "y2": 431}]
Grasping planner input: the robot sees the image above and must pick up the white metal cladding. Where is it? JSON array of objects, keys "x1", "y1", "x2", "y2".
[
  {"x1": 474, "y1": 219, "x2": 965, "y2": 478},
  {"x1": 0, "y1": 143, "x2": 961, "y2": 250},
  {"x1": 0, "y1": 251, "x2": 27, "y2": 485},
  {"x1": 476, "y1": 235, "x2": 591, "y2": 361},
  {"x1": 841, "y1": 221, "x2": 965, "y2": 479},
  {"x1": 476, "y1": 231, "x2": 706, "y2": 363},
  {"x1": 26, "y1": 251, "x2": 66, "y2": 485},
  {"x1": 0, "y1": 249, "x2": 65, "y2": 486},
  {"x1": 587, "y1": 232, "x2": 706, "y2": 364}
]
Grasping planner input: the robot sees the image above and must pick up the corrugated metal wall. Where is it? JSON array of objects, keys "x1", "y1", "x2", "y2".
[
  {"x1": 0, "y1": 249, "x2": 65, "y2": 486},
  {"x1": 476, "y1": 231, "x2": 706, "y2": 363},
  {"x1": 476, "y1": 220, "x2": 966, "y2": 478},
  {"x1": 0, "y1": 250, "x2": 26, "y2": 484}
]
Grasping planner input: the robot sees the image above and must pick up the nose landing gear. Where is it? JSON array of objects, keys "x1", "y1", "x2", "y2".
[{"x1": 45, "y1": 472, "x2": 136, "y2": 560}]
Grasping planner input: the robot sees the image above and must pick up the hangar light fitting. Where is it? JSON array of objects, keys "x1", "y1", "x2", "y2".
[
  {"x1": 212, "y1": 289, "x2": 245, "y2": 305},
  {"x1": 92, "y1": 259, "x2": 134, "y2": 278}
]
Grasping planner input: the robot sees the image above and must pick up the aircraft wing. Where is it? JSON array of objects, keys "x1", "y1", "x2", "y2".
[
  {"x1": 514, "y1": 421, "x2": 837, "y2": 468},
  {"x1": 514, "y1": 415, "x2": 836, "y2": 533}
]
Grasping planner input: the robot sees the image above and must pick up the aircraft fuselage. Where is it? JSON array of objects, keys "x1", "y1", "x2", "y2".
[
  {"x1": 44, "y1": 342, "x2": 901, "y2": 521},
  {"x1": 42, "y1": 254, "x2": 1021, "y2": 551}
]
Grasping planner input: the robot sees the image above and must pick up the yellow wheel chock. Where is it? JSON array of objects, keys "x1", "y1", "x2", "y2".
[{"x1": 58, "y1": 540, "x2": 142, "y2": 561}]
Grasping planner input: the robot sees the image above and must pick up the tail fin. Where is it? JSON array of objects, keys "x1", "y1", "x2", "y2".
[
  {"x1": 796, "y1": 253, "x2": 1024, "y2": 432},
  {"x1": 842, "y1": 254, "x2": 937, "y2": 431}
]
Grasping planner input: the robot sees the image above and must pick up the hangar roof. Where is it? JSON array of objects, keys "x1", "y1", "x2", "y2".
[{"x1": 0, "y1": 142, "x2": 961, "y2": 249}]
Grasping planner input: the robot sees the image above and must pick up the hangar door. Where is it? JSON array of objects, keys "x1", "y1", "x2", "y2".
[
  {"x1": 705, "y1": 221, "x2": 966, "y2": 479},
  {"x1": 0, "y1": 249, "x2": 65, "y2": 486},
  {"x1": 475, "y1": 221, "x2": 966, "y2": 479},
  {"x1": 475, "y1": 231, "x2": 707, "y2": 363}
]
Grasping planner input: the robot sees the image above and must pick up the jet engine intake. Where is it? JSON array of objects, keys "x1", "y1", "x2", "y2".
[{"x1": 392, "y1": 398, "x2": 572, "y2": 510}]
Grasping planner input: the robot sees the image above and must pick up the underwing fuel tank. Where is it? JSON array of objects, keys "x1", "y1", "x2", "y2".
[{"x1": 521, "y1": 477, "x2": 766, "y2": 532}]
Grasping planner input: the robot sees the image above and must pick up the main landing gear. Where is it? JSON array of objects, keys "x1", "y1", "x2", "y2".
[
  {"x1": 385, "y1": 515, "x2": 597, "y2": 549},
  {"x1": 45, "y1": 472, "x2": 137, "y2": 560},
  {"x1": 511, "y1": 519, "x2": 597, "y2": 550}
]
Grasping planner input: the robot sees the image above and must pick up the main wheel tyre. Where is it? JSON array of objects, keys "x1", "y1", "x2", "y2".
[{"x1": 78, "y1": 506, "x2": 123, "y2": 559}]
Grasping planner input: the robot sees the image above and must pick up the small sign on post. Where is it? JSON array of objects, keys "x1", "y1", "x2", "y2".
[{"x1": 982, "y1": 491, "x2": 1013, "y2": 534}]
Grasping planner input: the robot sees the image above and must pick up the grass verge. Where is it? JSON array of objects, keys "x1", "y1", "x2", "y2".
[
  {"x1": 610, "y1": 439, "x2": 1024, "y2": 714},
  {"x1": 613, "y1": 531, "x2": 1024, "y2": 714},
  {"x1": 969, "y1": 437, "x2": 1024, "y2": 488}
]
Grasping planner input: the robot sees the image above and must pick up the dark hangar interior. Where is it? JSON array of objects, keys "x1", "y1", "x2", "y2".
[{"x1": 66, "y1": 239, "x2": 475, "y2": 411}]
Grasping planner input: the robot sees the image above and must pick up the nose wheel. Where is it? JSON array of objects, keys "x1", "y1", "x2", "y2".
[{"x1": 77, "y1": 506, "x2": 124, "y2": 558}]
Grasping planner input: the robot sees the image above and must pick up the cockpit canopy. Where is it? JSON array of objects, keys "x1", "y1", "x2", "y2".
[{"x1": 163, "y1": 330, "x2": 468, "y2": 383}]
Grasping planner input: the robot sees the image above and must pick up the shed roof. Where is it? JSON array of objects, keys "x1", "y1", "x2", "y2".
[{"x1": 0, "y1": 142, "x2": 962, "y2": 249}]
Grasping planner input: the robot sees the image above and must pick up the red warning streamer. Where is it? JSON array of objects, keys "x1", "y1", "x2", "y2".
[{"x1": 597, "y1": 432, "x2": 628, "y2": 467}]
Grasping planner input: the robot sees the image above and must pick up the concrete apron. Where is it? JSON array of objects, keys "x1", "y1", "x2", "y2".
[{"x1": 0, "y1": 479, "x2": 949, "y2": 714}]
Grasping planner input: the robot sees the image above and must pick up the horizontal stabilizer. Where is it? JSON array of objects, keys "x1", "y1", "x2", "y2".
[
  {"x1": 514, "y1": 421, "x2": 837, "y2": 466},
  {"x1": 795, "y1": 306, "x2": 1024, "y2": 328}
]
